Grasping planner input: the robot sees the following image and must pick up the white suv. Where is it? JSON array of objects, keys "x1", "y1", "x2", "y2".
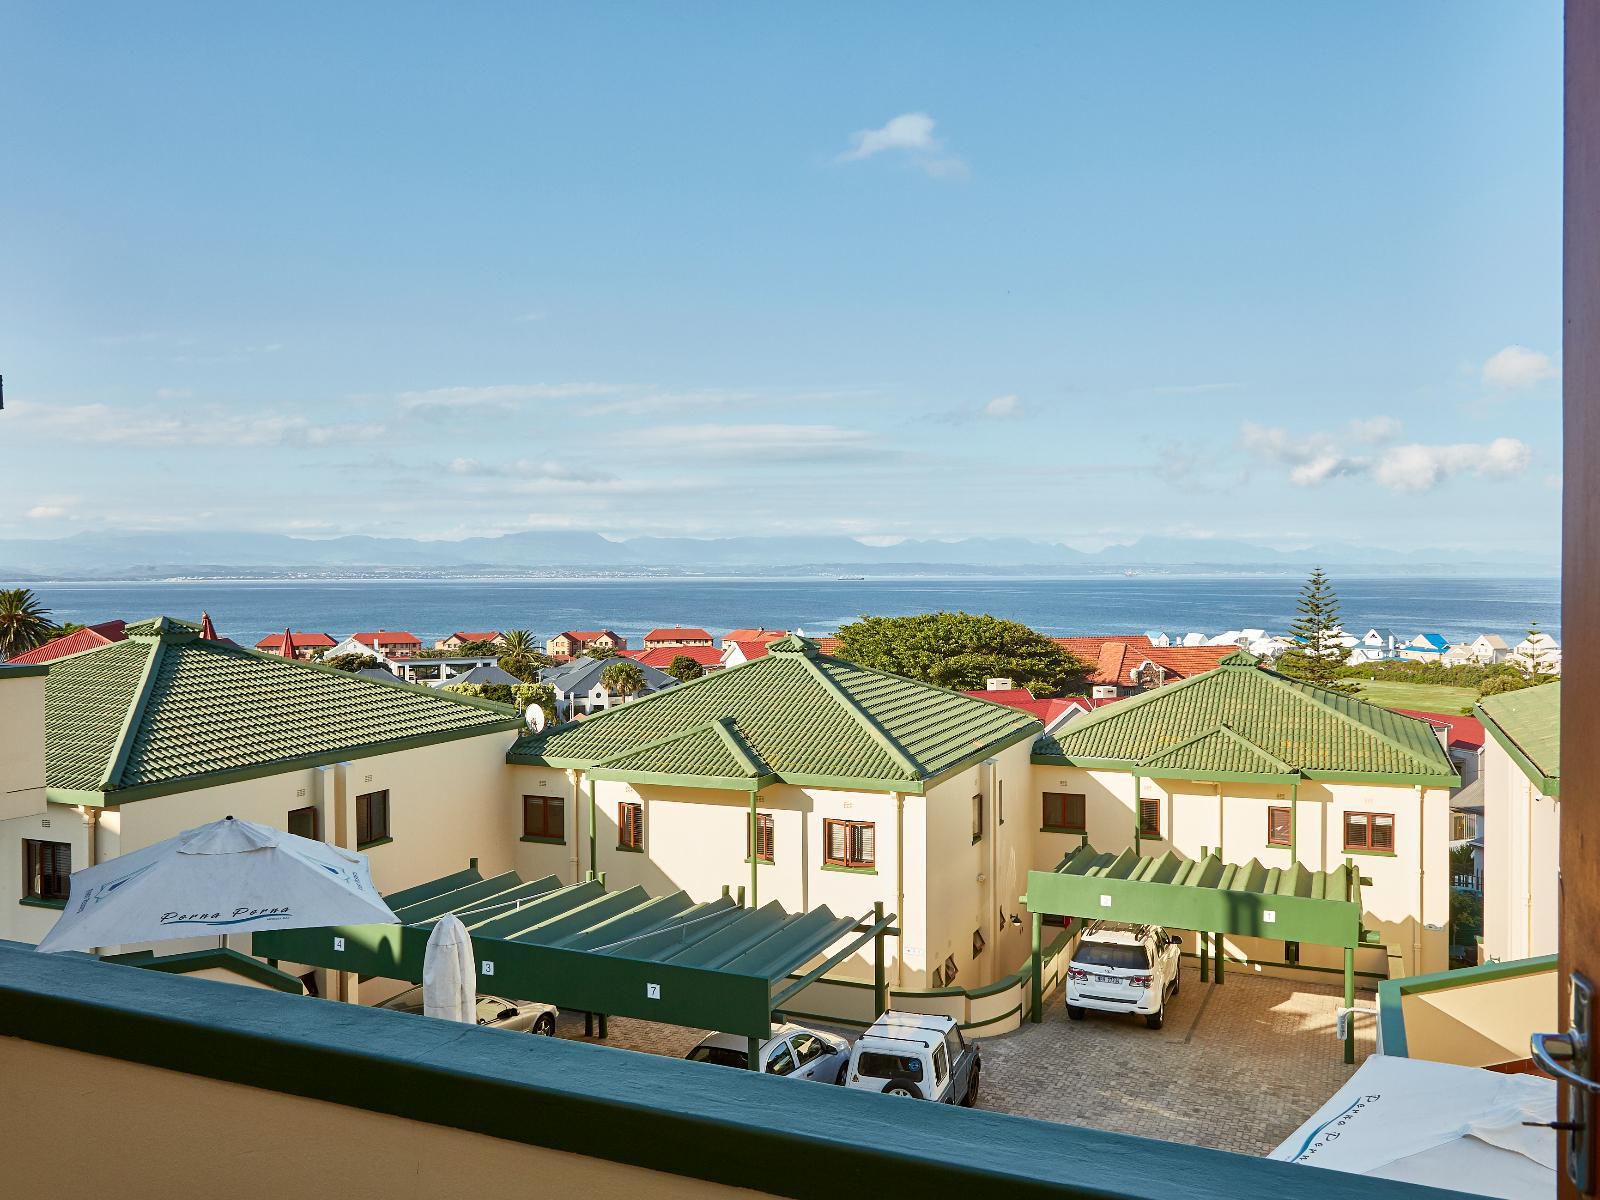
[
  {"x1": 1065, "y1": 921, "x2": 1182, "y2": 1029},
  {"x1": 843, "y1": 1011, "x2": 980, "y2": 1105}
]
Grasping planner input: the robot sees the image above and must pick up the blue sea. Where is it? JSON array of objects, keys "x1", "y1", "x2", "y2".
[{"x1": 23, "y1": 575, "x2": 1561, "y2": 650}]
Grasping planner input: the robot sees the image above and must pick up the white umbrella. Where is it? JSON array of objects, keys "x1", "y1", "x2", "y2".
[
  {"x1": 422, "y1": 913, "x2": 476, "y2": 1023},
  {"x1": 37, "y1": 815, "x2": 398, "y2": 954}
]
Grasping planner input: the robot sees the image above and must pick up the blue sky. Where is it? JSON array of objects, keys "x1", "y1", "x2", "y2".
[{"x1": 0, "y1": 2, "x2": 1562, "y2": 556}]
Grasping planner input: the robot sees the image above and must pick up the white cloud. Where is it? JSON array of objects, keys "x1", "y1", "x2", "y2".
[
  {"x1": 624, "y1": 423, "x2": 877, "y2": 459},
  {"x1": 9, "y1": 401, "x2": 385, "y2": 449},
  {"x1": 395, "y1": 383, "x2": 624, "y2": 412},
  {"x1": 25, "y1": 504, "x2": 67, "y2": 519},
  {"x1": 1371, "y1": 438, "x2": 1531, "y2": 491},
  {"x1": 836, "y1": 112, "x2": 966, "y2": 177},
  {"x1": 1241, "y1": 421, "x2": 1531, "y2": 492},
  {"x1": 1483, "y1": 345, "x2": 1560, "y2": 390},
  {"x1": 983, "y1": 394, "x2": 1022, "y2": 419}
]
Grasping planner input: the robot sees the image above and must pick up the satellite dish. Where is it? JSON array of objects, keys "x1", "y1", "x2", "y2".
[{"x1": 525, "y1": 705, "x2": 547, "y2": 733}]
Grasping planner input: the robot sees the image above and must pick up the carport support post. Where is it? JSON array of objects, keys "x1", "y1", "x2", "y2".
[
  {"x1": 873, "y1": 900, "x2": 887, "y2": 1018},
  {"x1": 1199, "y1": 928, "x2": 1208, "y2": 982},
  {"x1": 1343, "y1": 947, "x2": 1356, "y2": 1065},
  {"x1": 1213, "y1": 932, "x2": 1224, "y2": 985},
  {"x1": 1029, "y1": 911, "x2": 1043, "y2": 1023},
  {"x1": 747, "y1": 1037, "x2": 760, "y2": 1071}
]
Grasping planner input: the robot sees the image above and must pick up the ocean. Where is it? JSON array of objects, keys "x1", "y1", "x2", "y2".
[{"x1": 22, "y1": 574, "x2": 1562, "y2": 650}]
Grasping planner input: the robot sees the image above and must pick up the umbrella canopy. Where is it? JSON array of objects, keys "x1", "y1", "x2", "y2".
[
  {"x1": 37, "y1": 815, "x2": 397, "y2": 954},
  {"x1": 422, "y1": 913, "x2": 475, "y2": 1023}
]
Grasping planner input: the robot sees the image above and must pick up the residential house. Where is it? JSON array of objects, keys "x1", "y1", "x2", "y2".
[
  {"x1": 328, "y1": 630, "x2": 423, "y2": 660},
  {"x1": 0, "y1": 617, "x2": 522, "y2": 961},
  {"x1": 642, "y1": 627, "x2": 714, "y2": 650},
  {"x1": 8, "y1": 620, "x2": 127, "y2": 665},
  {"x1": 539, "y1": 655, "x2": 676, "y2": 719},
  {"x1": 1393, "y1": 709, "x2": 1485, "y2": 789},
  {"x1": 720, "y1": 640, "x2": 775, "y2": 668},
  {"x1": 387, "y1": 655, "x2": 498, "y2": 685},
  {"x1": 436, "y1": 631, "x2": 504, "y2": 652},
  {"x1": 1052, "y1": 636, "x2": 1232, "y2": 700},
  {"x1": 721, "y1": 627, "x2": 787, "y2": 645},
  {"x1": 1144, "y1": 631, "x2": 1172, "y2": 647},
  {"x1": 431, "y1": 663, "x2": 524, "y2": 689},
  {"x1": 1476, "y1": 682, "x2": 1560, "y2": 963},
  {"x1": 1346, "y1": 627, "x2": 1401, "y2": 664},
  {"x1": 255, "y1": 631, "x2": 337, "y2": 660},
  {"x1": 960, "y1": 685, "x2": 1102, "y2": 733},
  {"x1": 545, "y1": 630, "x2": 626, "y2": 658},
  {"x1": 620, "y1": 645, "x2": 724, "y2": 672},
  {"x1": 1445, "y1": 633, "x2": 1510, "y2": 667},
  {"x1": 508, "y1": 634, "x2": 1042, "y2": 990},
  {"x1": 1508, "y1": 631, "x2": 1561, "y2": 675},
  {"x1": 1397, "y1": 633, "x2": 1450, "y2": 663},
  {"x1": 1030, "y1": 652, "x2": 1458, "y2": 978}
]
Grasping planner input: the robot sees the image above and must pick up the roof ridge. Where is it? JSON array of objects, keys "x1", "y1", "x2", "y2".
[
  {"x1": 709, "y1": 716, "x2": 770, "y2": 778},
  {"x1": 1040, "y1": 661, "x2": 1225, "y2": 745},
  {"x1": 1137, "y1": 723, "x2": 1296, "y2": 775},
  {"x1": 798, "y1": 656, "x2": 923, "y2": 778},
  {"x1": 100, "y1": 636, "x2": 168, "y2": 790},
  {"x1": 588, "y1": 719, "x2": 754, "y2": 773},
  {"x1": 1259, "y1": 667, "x2": 1445, "y2": 774}
]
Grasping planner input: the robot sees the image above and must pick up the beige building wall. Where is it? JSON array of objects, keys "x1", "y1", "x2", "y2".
[
  {"x1": 0, "y1": 670, "x2": 46, "y2": 823},
  {"x1": 1481, "y1": 737, "x2": 1561, "y2": 962},
  {"x1": 1397, "y1": 967, "x2": 1559, "y2": 1067},
  {"x1": 1028, "y1": 765, "x2": 1449, "y2": 978}
]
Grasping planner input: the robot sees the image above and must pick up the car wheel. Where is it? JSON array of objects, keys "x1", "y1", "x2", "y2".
[
  {"x1": 883, "y1": 1079, "x2": 922, "y2": 1099},
  {"x1": 1066, "y1": 1003, "x2": 1084, "y2": 1021},
  {"x1": 834, "y1": 1061, "x2": 849, "y2": 1085},
  {"x1": 960, "y1": 1064, "x2": 981, "y2": 1107},
  {"x1": 1146, "y1": 1007, "x2": 1165, "y2": 1030},
  {"x1": 533, "y1": 1013, "x2": 556, "y2": 1036}
]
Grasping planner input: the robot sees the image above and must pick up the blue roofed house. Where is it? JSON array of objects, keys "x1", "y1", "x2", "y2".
[{"x1": 1398, "y1": 632, "x2": 1450, "y2": 663}]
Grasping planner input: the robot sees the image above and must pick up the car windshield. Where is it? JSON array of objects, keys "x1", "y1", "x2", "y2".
[
  {"x1": 377, "y1": 986, "x2": 424, "y2": 1013},
  {"x1": 1074, "y1": 942, "x2": 1150, "y2": 970},
  {"x1": 686, "y1": 1045, "x2": 750, "y2": 1069},
  {"x1": 856, "y1": 1051, "x2": 923, "y2": 1080}
]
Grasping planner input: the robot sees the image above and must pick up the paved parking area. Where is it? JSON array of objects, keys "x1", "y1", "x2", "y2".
[
  {"x1": 550, "y1": 963, "x2": 1374, "y2": 1158},
  {"x1": 977, "y1": 964, "x2": 1375, "y2": 1155}
]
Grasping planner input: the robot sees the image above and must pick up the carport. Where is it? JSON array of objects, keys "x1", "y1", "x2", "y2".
[
  {"x1": 1024, "y1": 843, "x2": 1377, "y2": 1062},
  {"x1": 254, "y1": 865, "x2": 897, "y2": 1068}
]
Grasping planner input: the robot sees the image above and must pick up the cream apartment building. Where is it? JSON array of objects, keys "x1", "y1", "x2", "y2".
[
  {"x1": 508, "y1": 635, "x2": 1042, "y2": 990},
  {"x1": 1029, "y1": 653, "x2": 1459, "y2": 979},
  {"x1": 1477, "y1": 682, "x2": 1561, "y2": 962},
  {"x1": 0, "y1": 618, "x2": 523, "y2": 964}
]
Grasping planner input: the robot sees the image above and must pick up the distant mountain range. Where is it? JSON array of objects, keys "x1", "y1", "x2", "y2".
[{"x1": 0, "y1": 530, "x2": 1549, "y2": 581}]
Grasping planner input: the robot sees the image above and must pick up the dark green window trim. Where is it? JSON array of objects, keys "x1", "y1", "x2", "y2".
[
  {"x1": 520, "y1": 835, "x2": 565, "y2": 846},
  {"x1": 744, "y1": 856, "x2": 775, "y2": 866},
  {"x1": 1040, "y1": 825, "x2": 1085, "y2": 835},
  {"x1": 357, "y1": 836, "x2": 394, "y2": 850},
  {"x1": 1341, "y1": 847, "x2": 1396, "y2": 858},
  {"x1": 615, "y1": 844, "x2": 645, "y2": 854},
  {"x1": 821, "y1": 863, "x2": 877, "y2": 875},
  {"x1": 18, "y1": 896, "x2": 66, "y2": 910}
]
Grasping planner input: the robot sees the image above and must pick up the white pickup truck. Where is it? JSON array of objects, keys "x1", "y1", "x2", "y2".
[{"x1": 1065, "y1": 920, "x2": 1182, "y2": 1029}]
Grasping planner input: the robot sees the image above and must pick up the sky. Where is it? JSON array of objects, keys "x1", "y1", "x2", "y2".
[{"x1": 0, "y1": 3, "x2": 1563, "y2": 557}]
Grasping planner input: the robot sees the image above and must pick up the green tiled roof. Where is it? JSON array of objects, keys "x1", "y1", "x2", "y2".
[
  {"x1": 44, "y1": 616, "x2": 521, "y2": 803},
  {"x1": 509, "y1": 634, "x2": 1040, "y2": 791},
  {"x1": 1034, "y1": 658, "x2": 1456, "y2": 784},
  {"x1": 1477, "y1": 681, "x2": 1561, "y2": 796}
]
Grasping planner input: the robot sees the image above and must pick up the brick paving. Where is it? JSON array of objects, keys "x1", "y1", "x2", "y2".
[
  {"x1": 976, "y1": 963, "x2": 1376, "y2": 1155},
  {"x1": 550, "y1": 963, "x2": 1373, "y2": 1158}
]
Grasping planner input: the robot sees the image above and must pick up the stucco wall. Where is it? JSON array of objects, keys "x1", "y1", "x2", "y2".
[
  {"x1": 0, "y1": 671, "x2": 45, "y2": 822},
  {"x1": 1398, "y1": 967, "x2": 1558, "y2": 1067},
  {"x1": 1481, "y1": 739, "x2": 1561, "y2": 962}
]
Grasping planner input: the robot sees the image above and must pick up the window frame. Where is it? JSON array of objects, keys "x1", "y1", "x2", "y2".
[
  {"x1": 23, "y1": 839, "x2": 71, "y2": 903},
  {"x1": 971, "y1": 793, "x2": 984, "y2": 843},
  {"x1": 522, "y1": 794, "x2": 565, "y2": 843},
  {"x1": 355, "y1": 790, "x2": 391, "y2": 848},
  {"x1": 823, "y1": 818, "x2": 875, "y2": 870},
  {"x1": 972, "y1": 927, "x2": 986, "y2": 958},
  {"x1": 1042, "y1": 791, "x2": 1087, "y2": 834},
  {"x1": 618, "y1": 801, "x2": 645, "y2": 852},
  {"x1": 1137, "y1": 797, "x2": 1161, "y2": 838},
  {"x1": 286, "y1": 805, "x2": 320, "y2": 842},
  {"x1": 1266, "y1": 805, "x2": 1292, "y2": 848},
  {"x1": 747, "y1": 811, "x2": 775, "y2": 863},
  {"x1": 1343, "y1": 810, "x2": 1396, "y2": 854}
]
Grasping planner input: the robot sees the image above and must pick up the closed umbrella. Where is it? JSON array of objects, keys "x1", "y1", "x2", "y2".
[
  {"x1": 37, "y1": 815, "x2": 397, "y2": 954},
  {"x1": 422, "y1": 913, "x2": 476, "y2": 1023}
]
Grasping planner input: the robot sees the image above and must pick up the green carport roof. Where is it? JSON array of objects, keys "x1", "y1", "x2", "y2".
[{"x1": 256, "y1": 867, "x2": 880, "y2": 1038}]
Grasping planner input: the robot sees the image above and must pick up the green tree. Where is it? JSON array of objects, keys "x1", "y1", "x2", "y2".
[
  {"x1": 513, "y1": 683, "x2": 558, "y2": 724},
  {"x1": 454, "y1": 639, "x2": 503, "y2": 656},
  {"x1": 323, "y1": 652, "x2": 383, "y2": 673},
  {"x1": 665, "y1": 654, "x2": 705, "y2": 682},
  {"x1": 1277, "y1": 569, "x2": 1355, "y2": 692},
  {"x1": 599, "y1": 660, "x2": 648, "y2": 700},
  {"x1": 584, "y1": 643, "x2": 617, "y2": 660},
  {"x1": 0, "y1": 588, "x2": 54, "y2": 658},
  {"x1": 497, "y1": 630, "x2": 553, "y2": 682},
  {"x1": 1520, "y1": 621, "x2": 1552, "y2": 679},
  {"x1": 832, "y1": 611, "x2": 1092, "y2": 697},
  {"x1": 442, "y1": 681, "x2": 517, "y2": 706}
]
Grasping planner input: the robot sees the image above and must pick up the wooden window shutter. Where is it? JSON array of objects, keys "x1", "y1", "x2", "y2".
[
  {"x1": 826, "y1": 819, "x2": 846, "y2": 863},
  {"x1": 1344, "y1": 812, "x2": 1369, "y2": 850},
  {"x1": 1138, "y1": 798, "x2": 1160, "y2": 836},
  {"x1": 854, "y1": 822, "x2": 875, "y2": 866},
  {"x1": 1372, "y1": 814, "x2": 1395, "y2": 851},
  {"x1": 1067, "y1": 793, "x2": 1086, "y2": 831},
  {"x1": 1267, "y1": 806, "x2": 1291, "y2": 847}
]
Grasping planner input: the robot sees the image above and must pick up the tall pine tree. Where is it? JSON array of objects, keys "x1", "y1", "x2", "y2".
[{"x1": 1280, "y1": 568, "x2": 1355, "y2": 691}]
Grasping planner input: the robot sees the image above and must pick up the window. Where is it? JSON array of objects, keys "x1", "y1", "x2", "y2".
[
  {"x1": 856, "y1": 1052, "x2": 923, "y2": 1081},
  {"x1": 287, "y1": 806, "x2": 319, "y2": 841},
  {"x1": 972, "y1": 793, "x2": 984, "y2": 842},
  {"x1": 943, "y1": 954, "x2": 959, "y2": 984},
  {"x1": 764, "y1": 1043, "x2": 797, "y2": 1076},
  {"x1": 1042, "y1": 791, "x2": 1086, "y2": 833},
  {"x1": 1267, "y1": 806, "x2": 1292, "y2": 848},
  {"x1": 23, "y1": 840, "x2": 71, "y2": 902},
  {"x1": 930, "y1": 966, "x2": 945, "y2": 988},
  {"x1": 791, "y1": 1032, "x2": 827, "y2": 1065},
  {"x1": 823, "y1": 819, "x2": 874, "y2": 869},
  {"x1": 972, "y1": 928, "x2": 986, "y2": 958},
  {"x1": 523, "y1": 795, "x2": 564, "y2": 841},
  {"x1": 932, "y1": 1043, "x2": 949, "y2": 1087},
  {"x1": 356, "y1": 790, "x2": 390, "y2": 847},
  {"x1": 1138, "y1": 798, "x2": 1161, "y2": 837},
  {"x1": 618, "y1": 801, "x2": 644, "y2": 851},
  {"x1": 747, "y1": 812, "x2": 774, "y2": 862},
  {"x1": 1344, "y1": 811, "x2": 1395, "y2": 853}
]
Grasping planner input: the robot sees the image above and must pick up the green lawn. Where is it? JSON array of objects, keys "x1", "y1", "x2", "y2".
[{"x1": 1350, "y1": 679, "x2": 1480, "y2": 715}]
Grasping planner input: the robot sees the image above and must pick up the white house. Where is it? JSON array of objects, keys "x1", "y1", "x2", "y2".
[
  {"x1": 1477, "y1": 683, "x2": 1560, "y2": 963},
  {"x1": 540, "y1": 656, "x2": 677, "y2": 718},
  {"x1": 1508, "y1": 632, "x2": 1561, "y2": 676}
]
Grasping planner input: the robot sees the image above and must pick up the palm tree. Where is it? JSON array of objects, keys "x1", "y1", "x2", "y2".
[
  {"x1": 599, "y1": 660, "x2": 647, "y2": 703},
  {"x1": 500, "y1": 629, "x2": 537, "y2": 657},
  {"x1": 0, "y1": 588, "x2": 54, "y2": 658}
]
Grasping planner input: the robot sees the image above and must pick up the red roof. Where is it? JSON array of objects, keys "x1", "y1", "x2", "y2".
[
  {"x1": 1052, "y1": 637, "x2": 1232, "y2": 686},
  {"x1": 628, "y1": 645, "x2": 723, "y2": 669},
  {"x1": 256, "y1": 631, "x2": 337, "y2": 651},
  {"x1": 448, "y1": 631, "x2": 501, "y2": 643},
  {"x1": 1394, "y1": 709, "x2": 1486, "y2": 752},
  {"x1": 722, "y1": 628, "x2": 787, "y2": 644},
  {"x1": 960, "y1": 689, "x2": 1117, "y2": 725},
  {"x1": 9, "y1": 620, "x2": 127, "y2": 664},
  {"x1": 724, "y1": 640, "x2": 775, "y2": 662},
  {"x1": 352, "y1": 630, "x2": 421, "y2": 647},
  {"x1": 644, "y1": 627, "x2": 713, "y2": 642},
  {"x1": 813, "y1": 637, "x2": 841, "y2": 655}
]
